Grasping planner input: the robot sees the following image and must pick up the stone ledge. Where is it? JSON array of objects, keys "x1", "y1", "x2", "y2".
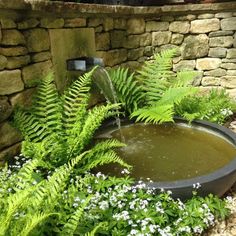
[{"x1": 0, "y1": 1, "x2": 236, "y2": 17}]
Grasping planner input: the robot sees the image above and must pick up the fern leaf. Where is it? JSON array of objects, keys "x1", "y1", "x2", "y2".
[
  {"x1": 68, "y1": 103, "x2": 120, "y2": 157},
  {"x1": 61, "y1": 196, "x2": 92, "y2": 236},
  {"x1": 32, "y1": 73, "x2": 62, "y2": 135},
  {"x1": 84, "y1": 222, "x2": 108, "y2": 236},
  {"x1": 110, "y1": 68, "x2": 144, "y2": 113},
  {"x1": 62, "y1": 69, "x2": 94, "y2": 133},
  {"x1": 131, "y1": 105, "x2": 174, "y2": 124},
  {"x1": 19, "y1": 212, "x2": 55, "y2": 236},
  {"x1": 157, "y1": 87, "x2": 198, "y2": 106}
]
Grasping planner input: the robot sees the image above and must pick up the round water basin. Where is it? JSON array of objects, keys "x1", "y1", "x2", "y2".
[{"x1": 96, "y1": 118, "x2": 236, "y2": 199}]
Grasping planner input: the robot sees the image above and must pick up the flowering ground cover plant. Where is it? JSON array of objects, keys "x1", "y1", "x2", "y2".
[{"x1": 0, "y1": 157, "x2": 231, "y2": 236}]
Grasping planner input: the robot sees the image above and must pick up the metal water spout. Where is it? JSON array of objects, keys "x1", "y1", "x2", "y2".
[{"x1": 67, "y1": 57, "x2": 104, "y2": 71}]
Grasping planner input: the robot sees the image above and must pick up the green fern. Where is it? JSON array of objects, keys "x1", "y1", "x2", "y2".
[
  {"x1": 131, "y1": 105, "x2": 174, "y2": 124},
  {"x1": 109, "y1": 67, "x2": 144, "y2": 113},
  {"x1": 14, "y1": 70, "x2": 127, "y2": 170}
]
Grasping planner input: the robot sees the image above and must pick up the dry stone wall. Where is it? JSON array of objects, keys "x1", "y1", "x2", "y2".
[{"x1": 0, "y1": 1, "x2": 236, "y2": 161}]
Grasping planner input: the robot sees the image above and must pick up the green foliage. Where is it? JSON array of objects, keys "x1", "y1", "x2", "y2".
[
  {"x1": 176, "y1": 89, "x2": 234, "y2": 124},
  {"x1": 109, "y1": 49, "x2": 234, "y2": 124},
  {"x1": 109, "y1": 67, "x2": 144, "y2": 114},
  {"x1": 14, "y1": 70, "x2": 130, "y2": 171}
]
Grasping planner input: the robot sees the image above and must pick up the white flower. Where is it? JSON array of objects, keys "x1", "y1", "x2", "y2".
[
  {"x1": 193, "y1": 226, "x2": 203, "y2": 234},
  {"x1": 193, "y1": 182, "x2": 201, "y2": 189}
]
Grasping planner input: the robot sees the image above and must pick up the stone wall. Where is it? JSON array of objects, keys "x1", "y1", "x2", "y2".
[{"x1": 0, "y1": 0, "x2": 236, "y2": 161}]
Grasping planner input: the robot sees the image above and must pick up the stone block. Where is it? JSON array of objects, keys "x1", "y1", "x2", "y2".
[
  {"x1": 18, "y1": 18, "x2": 39, "y2": 29},
  {"x1": 6, "y1": 55, "x2": 30, "y2": 69},
  {"x1": 171, "y1": 33, "x2": 184, "y2": 45},
  {"x1": 97, "y1": 49, "x2": 127, "y2": 67},
  {"x1": 64, "y1": 18, "x2": 86, "y2": 27},
  {"x1": 144, "y1": 46, "x2": 153, "y2": 56},
  {"x1": 95, "y1": 26, "x2": 103, "y2": 33},
  {"x1": 120, "y1": 61, "x2": 141, "y2": 70},
  {"x1": 152, "y1": 31, "x2": 171, "y2": 46},
  {"x1": 161, "y1": 16, "x2": 174, "y2": 22},
  {"x1": 40, "y1": 18, "x2": 64, "y2": 28},
  {"x1": 10, "y1": 88, "x2": 36, "y2": 108},
  {"x1": 127, "y1": 18, "x2": 145, "y2": 34},
  {"x1": 221, "y1": 76, "x2": 236, "y2": 88},
  {"x1": 0, "y1": 70, "x2": 24, "y2": 95},
  {"x1": 103, "y1": 18, "x2": 113, "y2": 31},
  {"x1": 227, "y1": 49, "x2": 236, "y2": 59},
  {"x1": 234, "y1": 33, "x2": 236, "y2": 48},
  {"x1": 198, "y1": 14, "x2": 215, "y2": 19},
  {"x1": 0, "y1": 46, "x2": 28, "y2": 56},
  {"x1": 204, "y1": 68, "x2": 227, "y2": 77},
  {"x1": 138, "y1": 56, "x2": 148, "y2": 63},
  {"x1": 209, "y1": 36, "x2": 233, "y2": 48},
  {"x1": 208, "y1": 47, "x2": 227, "y2": 58},
  {"x1": 227, "y1": 70, "x2": 236, "y2": 76},
  {"x1": 221, "y1": 17, "x2": 236, "y2": 31},
  {"x1": 0, "y1": 143, "x2": 21, "y2": 162},
  {"x1": 23, "y1": 29, "x2": 50, "y2": 52},
  {"x1": 190, "y1": 19, "x2": 220, "y2": 33},
  {"x1": 124, "y1": 35, "x2": 140, "y2": 49},
  {"x1": 201, "y1": 76, "x2": 220, "y2": 86},
  {"x1": 0, "y1": 96, "x2": 12, "y2": 122},
  {"x1": 139, "y1": 33, "x2": 151, "y2": 46},
  {"x1": 110, "y1": 30, "x2": 126, "y2": 49},
  {"x1": 31, "y1": 51, "x2": 51, "y2": 63},
  {"x1": 0, "y1": 19, "x2": 16, "y2": 29},
  {"x1": 196, "y1": 58, "x2": 221, "y2": 70},
  {"x1": 181, "y1": 34, "x2": 209, "y2": 59},
  {"x1": 146, "y1": 21, "x2": 169, "y2": 32},
  {"x1": 0, "y1": 122, "x2": 22, "y2": 150},
  {"x1": 114, "y1": 18, "x2": 126, "y2": 30},
  {"x1": 175, "y1": 15, "x2": 196, "y2": 21},
  {"x1": 1, "y1": 30, "x2": 25, "y2": 46},
  {"x1": 222, "y1": 59, "x2": 236, "y2": 63},
  {"x1": 127, "y1": 48, "x2": 144, "y2": 60},
  {"x1": 221, "y1": 63, "x2": 236, "y2": 70},
  {"x1": 169, "y1": 21, "x2": 190, "y2": 34},
  {"x1": 96, "y1": 32, "x2": 110, "y2": 50},
  {"x1": 88, "y1": 18, "x2": 102, "y2": 27},
  {"x1": 209, "y1": 31, "x2": 234, "y2": 37},
  {"x1": 159, "y1": 44, "x2": 181, "y2": 56},
  {"x1": 215, "y1": 12, "x2": 233, "y2": 18},
  {"x1": 173, "y1": 60, "x2": 195, "y2": 72},
  {"x1": 0, "y1": 55, "x2": 7, "y2": 70},
  {"x1": 227, "y1": 89, "x2": 236, "y2": 101},
  {"x1": 22, "y1": 60, "x2": 53, "y2": 87}
]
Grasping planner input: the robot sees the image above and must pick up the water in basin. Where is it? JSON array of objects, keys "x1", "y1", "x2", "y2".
[{"x1": 96, "y1": 123, "x2": 236, "y2": 181}]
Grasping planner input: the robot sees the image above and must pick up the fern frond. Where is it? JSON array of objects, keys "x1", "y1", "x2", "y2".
[
  {"x1": 84, "y1": 222, "x2": 108, "y2": 236},
  {"x1": 173, "y1": 71, "x2": 199, "y2": 87},
  {"x1": 14, "y1": 109, "x2": 48, "y2": 142},
  {"x1": 109, "y1": 68, "x2": 144, "y2": 113},
  {"x1": 63, "y1": 69, "x2": 94, "y2": 133},
  {"x1": 138, "y1": 48, "x2": 176, "y2": 81},
  {"x1": 19, "y1": 212, "x2": 55, "y2": 236},
  {"x1": 81, "y1": 150, "x2": 131, "y2": 172},
  {"x1": 131, "y1": 105, "x2": 174, "y2": 124},
  {"x1": 68, "y1": 103, "x2": 120, "y2": 157},
  {"x1": 61, "y1": 196, "x2": 92, "y2": 236},
  {"x1": 157, "y1": 87, "x2": 198, "y2": 106},
  {"x1": 32, "y1": 73, "x2": 62, "y2": 135}
]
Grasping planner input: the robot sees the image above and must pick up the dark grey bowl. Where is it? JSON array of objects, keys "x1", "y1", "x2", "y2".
[{"x1": 99, "y1": 117, "x2": 236, "y2": 199}]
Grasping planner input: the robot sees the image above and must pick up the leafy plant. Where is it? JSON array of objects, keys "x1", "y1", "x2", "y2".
[
  {"x1": 109, "y1": 49, "x2": 234, "y2": 124},
  {"x1": 176, "y1": 89, "x2": 234, "y2": 124},
  {"x1": 109, "y1": 49, "x2": 198, "y2": 124},
  {"x1": 13, "y1": 70, "x2": 130, "y2": 171}
]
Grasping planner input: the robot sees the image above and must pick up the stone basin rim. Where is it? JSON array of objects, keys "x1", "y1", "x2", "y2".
[{"x1": 100, "y1": 117, "x2": 236, "y2": 197}]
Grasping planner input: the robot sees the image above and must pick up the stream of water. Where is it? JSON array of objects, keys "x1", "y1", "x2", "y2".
[{"x1": 92, "y1": 66, "x2": 125, "y2": 141}]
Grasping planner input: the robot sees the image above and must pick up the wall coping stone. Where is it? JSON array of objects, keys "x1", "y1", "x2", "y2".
[{"x1": 0, "y1": 1, "x2": 236, "y2": 18}]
